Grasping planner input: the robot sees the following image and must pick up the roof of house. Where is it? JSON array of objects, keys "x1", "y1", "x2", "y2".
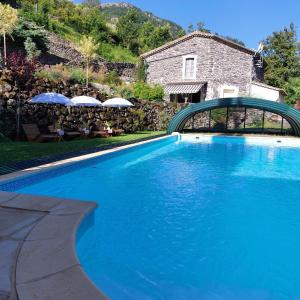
[
  {"x1": 141, "y1": 31, "x2": 257, "y2": 59},
  {"x1": 252, "y1": 81, "x2": 286, "y2": 94}
]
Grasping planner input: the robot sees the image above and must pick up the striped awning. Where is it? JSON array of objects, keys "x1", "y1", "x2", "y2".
[{"x1": 165, "y1": 82, "x2": 206, "y2": 95}]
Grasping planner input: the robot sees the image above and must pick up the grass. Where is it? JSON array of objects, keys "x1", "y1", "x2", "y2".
[
  {"x1": 97, "y1": 43, "x2": 139, "y2": 63},
  {"x1": 0, "y1": 131, "x2": 165, "y2": 166}
]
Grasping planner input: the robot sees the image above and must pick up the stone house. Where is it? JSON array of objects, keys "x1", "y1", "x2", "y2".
[{"x1": 141, "y1": 31, "x2": 285, "y2": 103}]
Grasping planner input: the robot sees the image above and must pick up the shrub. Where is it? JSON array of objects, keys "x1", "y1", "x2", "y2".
[
  {"x1": 24, "y1": 37, "x2": 41, "y2": 60},
  {"x1": 70, "y1": 68, "x2": 86, "y2": 84},
  {"x1": 118, "y1": 85, "x2": 134, "y2": 98},
  {"x1": 36, "y1": 65, "x2": 67, "y2": 82},
  {"x1": 136, "y1": 59, "x2": 148, "y2": 82},
  {"x1": 103, "y1": 70, "x2": 122, "y2": 86},
  {"x1": 36, "y1": 65, "x2": 92, "y2": 84},
  {"x1": 13, "y1": 19, "x2": 48, "y2": 53},
  {"x1": 133, "y1": 82, "x2": 164, "y2": 102}
]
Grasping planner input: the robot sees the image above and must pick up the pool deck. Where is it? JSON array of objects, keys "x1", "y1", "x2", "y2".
[{"x1": 0, "y1": 191, "x2": 107, "y2": 300}]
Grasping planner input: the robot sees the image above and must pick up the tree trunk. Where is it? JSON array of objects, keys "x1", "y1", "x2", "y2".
[
  {"x1": 35, "y1": 0, "x2": 38, "y2": 14},
  {"x1": 3, "y1": 32, "x2": 6, "y2": 65},
  {"x1": 86, "y1": 58, "x2": 89, "y2": 87}
]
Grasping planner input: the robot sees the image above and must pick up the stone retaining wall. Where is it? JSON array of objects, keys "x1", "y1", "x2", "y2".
[
  {"x1": 44, "y1": 31, "x2": 136, "y2": 82},
  {"x1": 0, "y1": 77, "x2": 183, "y2": 139}
]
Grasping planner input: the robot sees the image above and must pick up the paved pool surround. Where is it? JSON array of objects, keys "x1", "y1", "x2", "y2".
[{"x1": 0, "y1": 191, "x2": 107, "y2": 300}]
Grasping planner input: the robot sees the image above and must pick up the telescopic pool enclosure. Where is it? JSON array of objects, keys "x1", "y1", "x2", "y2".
[{"x1": 167, "y1": 97, "x2": 300, "y2": 136}]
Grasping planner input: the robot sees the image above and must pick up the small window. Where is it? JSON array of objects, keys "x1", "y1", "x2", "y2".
[
  {"x1": 222, "y1": 86, "x2": 238, "y2": 98},
  {"x1": 183, "y1": 55, "x2": 197, "y2": 80}
]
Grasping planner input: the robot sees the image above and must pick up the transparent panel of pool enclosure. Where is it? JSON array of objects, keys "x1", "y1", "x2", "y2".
[{"x1": 182, "y1": 106, "x2": 294, "y2": 135}]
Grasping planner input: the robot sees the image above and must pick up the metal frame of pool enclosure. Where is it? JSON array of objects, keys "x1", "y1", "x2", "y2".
[{"x1": 167, "y1": 97, "x2": 300, "y2": 136}]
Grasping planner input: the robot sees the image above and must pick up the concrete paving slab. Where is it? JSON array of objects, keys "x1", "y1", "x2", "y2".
[
  {"x1": 16, "y1": 238, "x2": 78, "y2": 284},
  {"x1": 0, "y1": 240, "x2": 19, "y2": 293},
  {"x1": 1, "y1": 194, "x2": 62, "y2": 212},
  {"x1": 17, "y1": 265, "x2": 107, "y2": 300},
  {"x1": 25, "y1": 213, "x2": 81, "y2": 241},
  {"x1": 0, "y1": 192, "x2": 18, "y2": 205},
  {"x1": 0, "y1": 208, "x2": 44, "y2": 238},
  {"x1": 0, "y1": 191, "x2": 104, "y2": 299}
]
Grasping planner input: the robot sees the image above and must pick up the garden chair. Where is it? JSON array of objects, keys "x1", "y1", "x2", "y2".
[{"x1": 22, "y1": 124, "x2": 62, "y2": 142}]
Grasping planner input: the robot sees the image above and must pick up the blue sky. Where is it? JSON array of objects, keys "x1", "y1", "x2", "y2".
[{"x1": 99, "y1": 0, "x2": 300, "y2": 49}]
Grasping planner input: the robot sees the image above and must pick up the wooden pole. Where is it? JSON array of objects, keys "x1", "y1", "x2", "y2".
[{"x1": 3, "y1": 32, "x2": 6, "y2": 65}]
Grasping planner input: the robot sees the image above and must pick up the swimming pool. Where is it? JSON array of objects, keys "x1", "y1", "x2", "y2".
[{"x1": 2, "y1": 135, "x2": 300, "y2": 300}]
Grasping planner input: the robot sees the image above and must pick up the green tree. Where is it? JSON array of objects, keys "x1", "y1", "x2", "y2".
[
  {"x1": 152, "y1": 26, "x2": 172, "y2": 48},
  {"x1": 116, "y1": 9, "x2": 140, "y2": 48},
  {"x1": 139, "y1": 22, "x2": 172, "y2": 51},
  {"x1": 263, "y1": 23, "x2": 300, "y2": 89},
  {"x1": 187, "y1": 24, "x2": 194, "y2": 34},
  {"x1": 139, "y1": 21, "x2": 155, "y2": 51},
  {"x1": 78, "y1": 36, "x2": 98, "y2": 87},
  {"x1": 285, "y1": 77, "x2": 300, "y2": 104},
  {"x1": 0, "y1": 3, "x2": 19, "y2": 63},
  {"x1": 24, "y1": 36, "x2": 41, "y2": 59},
  {"x1": 196, "y1": 21, "x2": 210, "y2": 33},
  {"x1": 80, "y1": 7, "x2": 109, "y2": 42}
]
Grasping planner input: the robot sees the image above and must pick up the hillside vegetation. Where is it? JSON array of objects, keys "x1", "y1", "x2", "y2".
[{"x1": 14, "y1": 0, "x2": 184, "y2": 63}]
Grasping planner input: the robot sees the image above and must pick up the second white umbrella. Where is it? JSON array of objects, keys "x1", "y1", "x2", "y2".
[{"x1": 69, "y1": 96, "x2": 102, "y2": 107}]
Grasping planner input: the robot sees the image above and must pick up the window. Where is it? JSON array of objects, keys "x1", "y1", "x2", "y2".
[
  {"x1": 220, "y1": 85, "x2": 239, "y2": 98},
  {"x1": 183, "y1": 55, "x2": 197, "y2": 80}
]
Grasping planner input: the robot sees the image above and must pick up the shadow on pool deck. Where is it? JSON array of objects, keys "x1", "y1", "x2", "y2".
[{"x1": 0, "y1": 191, "x2": 107, "y2": 300}]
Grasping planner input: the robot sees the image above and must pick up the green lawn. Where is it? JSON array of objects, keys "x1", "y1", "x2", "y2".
[{"x1": 0, "y1": 131, "x2": 165, "y2": 165}]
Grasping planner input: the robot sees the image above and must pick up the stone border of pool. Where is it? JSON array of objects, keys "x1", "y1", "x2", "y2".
[
  {"x1": 0, "y1": 190, "x2": 107, "y2": 300},
  {"x1": 0, "y1": 133, "x2": 167, "y2": 177}
]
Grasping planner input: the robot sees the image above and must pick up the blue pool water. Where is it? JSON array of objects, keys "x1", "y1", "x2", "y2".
[{"x1": 2, "y1": 136, "x2": 300, "y2": 300}]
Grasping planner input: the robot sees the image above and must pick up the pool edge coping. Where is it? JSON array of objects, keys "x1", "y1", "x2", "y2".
[{"x1": 0, "y1": 191, "x2": 108, "y2": 300}]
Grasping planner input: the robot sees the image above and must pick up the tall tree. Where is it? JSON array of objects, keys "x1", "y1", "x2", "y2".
[
  {"x1": 139, "y1": 22, "x2": 172, "y2": 51},
  {"x1": 116, "y1": 9, "x2": 140, "y2": 48},
  {"x1": 78, "y1": 36, "x2": 98, "y2": 87},
  {"x1": 187, "y1": 24, "x2": 194, "y2": 34},
  {"x1": 196, "y1": 21, "x2": 210, "y2": 33},
  {"x1": 263, "y1": 23, "x2": 300, "y2": 88},
  {"x1": 0, "y1": 3, "x2": 19, "y2": 64}
]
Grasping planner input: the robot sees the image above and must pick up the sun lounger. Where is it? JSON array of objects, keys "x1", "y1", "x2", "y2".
[
  {"x1": 91, "y1": 125, "x2": 111, "y2": 138},
  {"x1": 112, "y1": 128, "x2": 125, "y2": 136},
  {"x1": 22, "y1": 124, "x2": 62, "y2": 142}
]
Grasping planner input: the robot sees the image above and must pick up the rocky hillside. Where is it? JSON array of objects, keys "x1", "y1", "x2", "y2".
[{"x1": 101, "y1": 2, "x2": 184, "y2": 38}]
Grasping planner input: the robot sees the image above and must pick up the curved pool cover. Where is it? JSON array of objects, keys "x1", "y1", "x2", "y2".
[{"x1": 2, "y1": 136, "x2": 300, "y2": 300}]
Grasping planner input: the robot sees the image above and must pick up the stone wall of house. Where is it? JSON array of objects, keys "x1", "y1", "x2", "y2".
[
  {"x1": 144, "y1": 35, "x2": 256, "y2": 100},
  {"x1": 0, "y1": 76, "x2": 183, "y2": 139}
]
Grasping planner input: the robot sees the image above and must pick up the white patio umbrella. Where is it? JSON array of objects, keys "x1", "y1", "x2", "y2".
[
  {"x1": 102, "y1": 98, "x2": 134, "y2": 127},
  {"x1": 30, "y1": 93, "x2": 72, "y2": 105},
  {"x1": 69, "y1": 96, "x2": 102, "y2": 107},
  {"x1": 102, "y1": 97, "x2": 134, "y2": 108}
]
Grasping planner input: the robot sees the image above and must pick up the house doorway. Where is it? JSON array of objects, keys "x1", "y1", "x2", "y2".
[{"x1": 170, "y1": 91, "x2": 201, "y2": 103}]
